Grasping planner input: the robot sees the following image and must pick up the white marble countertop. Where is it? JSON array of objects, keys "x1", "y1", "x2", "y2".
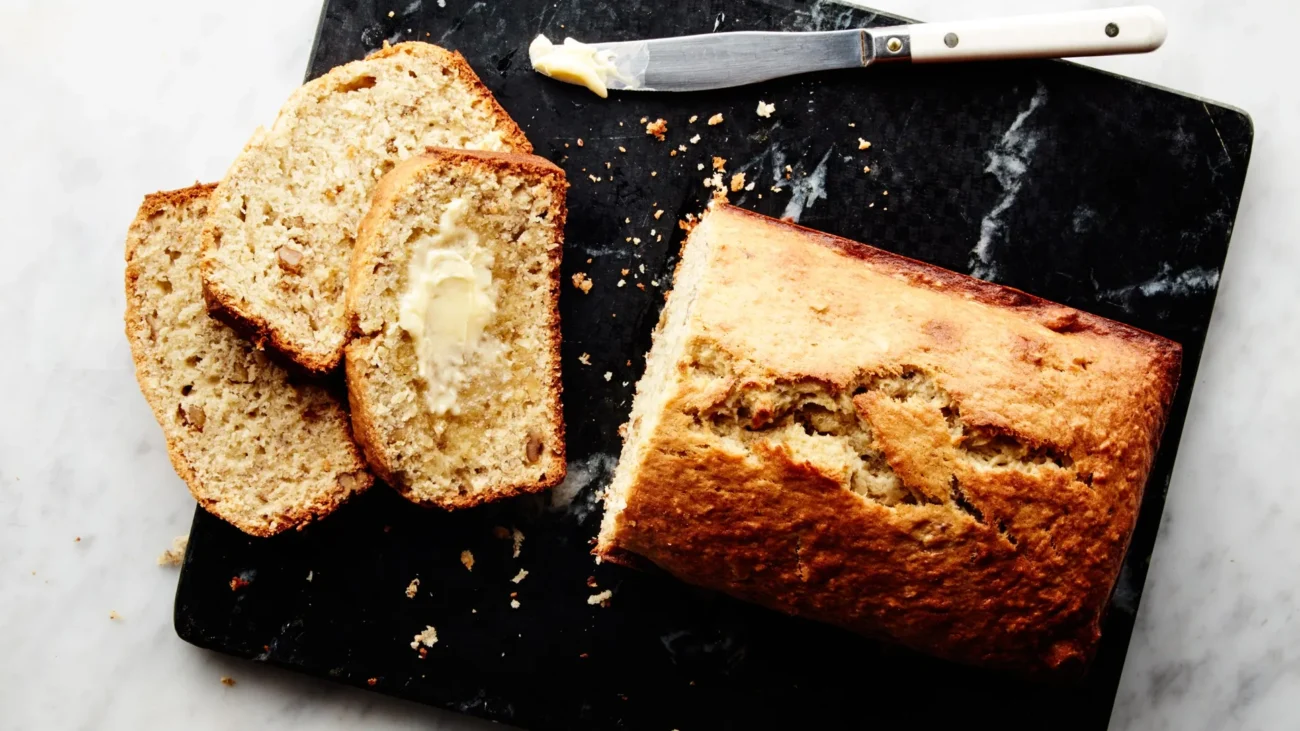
[{"x1": 0, "y1": 0, "x2": 1294, "y2": 728}]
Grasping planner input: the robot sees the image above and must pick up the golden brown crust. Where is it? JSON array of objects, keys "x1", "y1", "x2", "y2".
[
  {"x1": 345, "y1": 148, "x2": 567, "y2": 508},
  {"x1": 125, "y1": 185, "x2": 373, "y2": 537},
  {"x1": 201, "y1": 41, "x2": 533, "y2": 375},
  {"x1": 599, "y1": 204, "x2": 1182, "y2": 674}
]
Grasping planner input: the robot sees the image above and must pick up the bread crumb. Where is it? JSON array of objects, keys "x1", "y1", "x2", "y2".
[
  {"x1": 621, "y1": 268, "x2": 629, "y2": 276},
  {"x1": 670, "y1": 150, "x2": 677, "y2": 157},
  {"x1": 689, "y1": 114, "x2": 699, "y2": 123},
  {"x1": 387, "y1": 10, "x2": 395, "y2": 17},
  {"x1": 571, "y1": 272, "x2": 593, "y2": 294},
  {"x1": 512, "y1": 527, "x2": 524, "y2": 558},
  {"x1": 306, "y1": 570, "x2": 313, "y2": 582},
  {"x1": 640, "y1": 116, "x2": 648, "y2": 123},
  {"x1": 756, "y1": 100, "x2": 776, "y2": 118},
  {"x1": 604, "y1": 371, "x2": 613, "y2": 382},
  {"x1": 109, "y1": 610, "x2": 121, "y2": 620},
  {"x1": 617, "y1": 279, "x2": 626, "y2": 288},
  {"x1": 221, "y1": 676, "x2": 236, "y2": 686},
  {"x1": 586, "y1": 576, "x2": 599, "y2": 588},
  {"x1": 460, "y1": 550, "x2": 475, "y2": 571},
  {"x1": 849, "y1": 122, "x2": 857, "y2": 127},
  {"x1": 577, "y1": 138, "x2": 584, "y2": 147},
  {"x1": 771, "y1": 185, "x2": 784, "y2": 193},
  {"x1": 230, "y1": 576, "x2": 250, "y2": 592},
  {"x1": 588, "y1": 590, "x2": 613, "y2": 606},
  {"x1": 579, "y1": 352, "x2": 591, "y2": 365},
  {"x1": 730, "y1": 172, "x2": 746, "y2": 192},
  {"x1": 510, "y1": 599, "x2": 521, "y2": 609},
  {"x1": 712, "y1": 156, "x2": 726, "y2": 171},
  {"x1": 367, "y1": 678, "x2": 378, "y2": 686},
  {"x1": 650, "y1": 171, "x2": 657, "y2": 177},
  {"x1": 654, "y1": 209, "x2": 664, "y2": 219},
  {"x1": 696, "y1": 163, "x2": 704, "y2": 171},
  {"x1": 512, "y1": 569, "x2": 529, "y2": 584},
  {"x1": 74, "y1": 536, "x2": 81, "y2": 543},
  {"x1": 636, "y1": 282, "x2": 645, "y2": 290},
  {"x1": 883, "y1": 190, "x2": 889, "y2": 196},
  {"x1": 157, "y1": 535, "x2": 188, "y2": 567},
  {"x1": 405, "y1": 578, "x2": 420, "y2": 598},
  {"x1": 645, "y1": 118, "x2": 668, "y2": 140},
  {"x1": 689, "y1": 134, "x2": 701, "y2": 144},
  {"x1": 858, "y1": 138, "x2": 872, "y2": 150},
  {"x1": 410, "y1": 625, "x2": 438, "y2": 650},
  {"x1": 418, "y1": 647, "x2": 428, "y2": 658},
  {"x1": 707, "y1": 113, "x2": 724, "y2": 125},
  {"x1": 863, "y1": 166, "x2": 871, "y2": 173},
  {"x1": 744, "y1": 181, "x2": 756, "y2": 191},
  {"x1": 618, "y1": 422, "x2": 629, "y2": 438},
  {"x1": 618, "y1": 146, "x2": 627, "y2": 153},
  {"x1": 677, "y1": 144, "x2": 687, "y2": 152}
]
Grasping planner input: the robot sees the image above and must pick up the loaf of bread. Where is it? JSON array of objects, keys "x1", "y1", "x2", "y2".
[
  {"x1": 345, "y1": 149, "x2": 567, "y2": 508},
  {"x1": 201, "y1": 42, "x2": 532, "y2": 374},
  {"x1": 125, "y1": 185, "x2": 371, "y2": 536},
  {"x1": 598, "y1": 204, "x2": 1181, "y2": 672}
]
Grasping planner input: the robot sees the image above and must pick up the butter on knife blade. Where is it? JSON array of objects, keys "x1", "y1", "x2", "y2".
[{"x1": 528, "y1": 35, "x2": 646, "y2": 97}]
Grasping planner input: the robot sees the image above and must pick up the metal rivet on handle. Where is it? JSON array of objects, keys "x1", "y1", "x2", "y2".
[
  {"x1": 943, "y1": 32, "x2": 959, "y2": 48},
  {"x1": 886, "y1": 37, "x2": 903, "y2": 53},
  {"x1": 1105, "y1": 22, "x2": 1120, "y2": 37}
]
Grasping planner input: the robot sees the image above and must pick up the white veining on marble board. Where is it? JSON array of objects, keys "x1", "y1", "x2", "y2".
[
  {"x1": 548, "y1": 453, "x2": 618, "y2": 521},
  {"x1": 1100, "y1": 264, "x2": 1222, "y2": 309},
  {"x1": 437, "y1": 1, "x2": 486, "y2": 43},
  {"x1": 797, "y1": 0, "x2": 860, "y2": 31},
  {"x1": 968, "y1": 86, "x2": 1047, "y2": 281},
  {"x1": 403, "y1": 0, "x2": 423, "y2": 14},
  {"x1": 781, "y1": 148, "x2": 833, "y2": 223}
]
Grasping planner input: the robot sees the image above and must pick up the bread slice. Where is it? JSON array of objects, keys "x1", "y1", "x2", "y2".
[
  {"x1": 598, "y1": 203, "x2": 1182, "y2": 672},
  {"x1": 125, "y1": 184, "x2": 372, "y2": 536},
  {"x1": 201, "y1": 42, "x2": 532, "y2": 374},
  {"x1": 345, "y1": 149, "x2": 567, "y2": 508}
]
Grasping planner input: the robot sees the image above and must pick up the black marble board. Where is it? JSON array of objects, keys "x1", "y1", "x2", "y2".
[{"x1": 173, "y1": 1, "x2": 1253, "y2": 729}]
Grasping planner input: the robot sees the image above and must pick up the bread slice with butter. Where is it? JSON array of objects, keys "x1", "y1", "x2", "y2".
[
  {"x1": 201, "y1": 42, "x2": 533, "y2": 374},
  {"x1": 345, "y1": 149, "x2": 567, "y2": 507},
  {"x1": 125, "y1": 184, "x2": 372, "y2": 536}
]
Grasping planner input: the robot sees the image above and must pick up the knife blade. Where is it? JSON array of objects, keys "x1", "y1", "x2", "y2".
[{"x1": 531, "y1": 6, "x2": 1167, "y2": 94}]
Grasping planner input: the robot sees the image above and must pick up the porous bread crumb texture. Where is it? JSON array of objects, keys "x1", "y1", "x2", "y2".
[
  {"x1": 345, "y1": 150, "x2": 567, "y2": 508},
  {"x1": 599, "y1": 204, "x2": 1182, "y2": 673},
  {"x1": 201, "y1": 42, "x2": 532, "y2": 373},
  {"x1": 124, "y1": 185, "x2": 370, "y2": 537}
]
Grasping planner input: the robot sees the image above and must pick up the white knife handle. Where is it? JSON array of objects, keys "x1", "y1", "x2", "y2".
[{"x1": 882, "y1": 6, "x2": 1167, "y2": 63}]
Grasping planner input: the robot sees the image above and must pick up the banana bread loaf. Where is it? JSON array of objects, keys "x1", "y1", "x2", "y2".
[{"x1": 598, "y1": 203, "x2": 1181, "y2": 673}]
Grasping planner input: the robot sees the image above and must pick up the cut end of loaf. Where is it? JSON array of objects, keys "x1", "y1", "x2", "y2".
[
  {"x1": 345, "y1": 149, "x2": 567, "y2": 508},
  {"x1": 200, "y1": 41, "x2": 532, "y2": 374},
  {"x1": 597, "y1": 211, "x2": 719, "y2": 556},
  {"x1": 125, "y1": 185, "x2": 372, "y2": 536}
]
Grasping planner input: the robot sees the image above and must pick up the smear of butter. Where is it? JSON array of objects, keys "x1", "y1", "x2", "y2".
[
  {"x1": 398, "y1": 198, "x2": 495, "y2": 416},
  {"x1": 528, "y1": 35, "x2": 627, "y2": 98}
]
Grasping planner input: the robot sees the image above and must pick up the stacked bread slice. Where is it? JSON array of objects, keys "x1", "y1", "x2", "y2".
[
  {"x1": 126, "y1": 43, "x2": 567, "y2": 535},
  {"x1": 125, "y1": 185, "x2": 371, "y2": 535},
  {"x1": 345, "y1": 149, "x2": 568, "y2": 507}
]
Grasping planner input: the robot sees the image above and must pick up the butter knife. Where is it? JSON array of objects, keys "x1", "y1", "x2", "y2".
[{"x1": 530, "y1": 6, "x2": 1167, "y2": 94}]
